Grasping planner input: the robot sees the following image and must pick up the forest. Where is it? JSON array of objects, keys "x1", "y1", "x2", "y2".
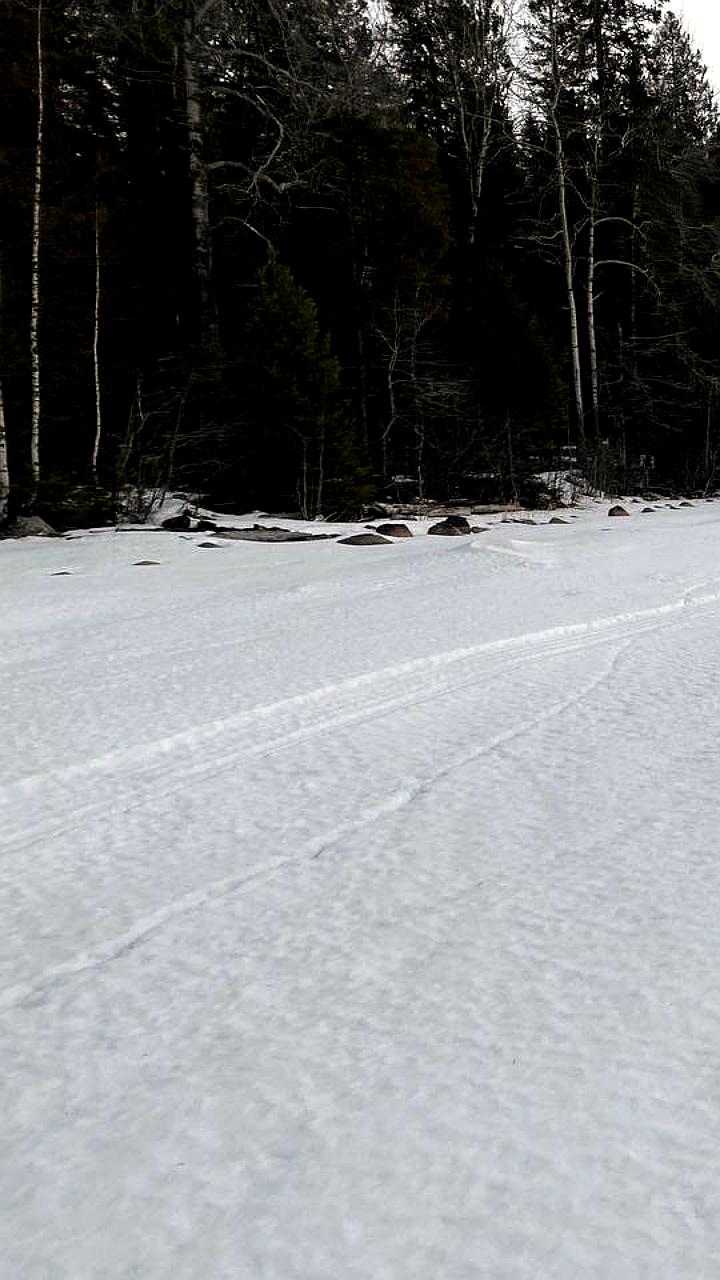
[{"x1": 1, "y1": 0, "x2": 719, "y2": 527}]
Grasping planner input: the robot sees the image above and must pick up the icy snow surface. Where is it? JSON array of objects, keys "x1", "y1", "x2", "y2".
[{"x1": 3, "y1": 501, "x2": 720, "y2": 1278}]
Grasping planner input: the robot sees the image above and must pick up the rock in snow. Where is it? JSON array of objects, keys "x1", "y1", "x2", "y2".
[
  {"x1": 215, "y1": 528, "x2": 333, "y2": 543},
  {"x1": 427, "y1": 515, "x2": 471, "y2": 536},
  {"x1": 374, "y1": 523, "x2": 413, "y2": 538},
  {"x1": 338, "y1": 532, "x2": 392, "y2": 545},
  {"x1": 3, "y1": 515, "x2": 57, "y2": 538},
  {"x1": 161, "y1": 513, "x2": 193, "y2": 530}
]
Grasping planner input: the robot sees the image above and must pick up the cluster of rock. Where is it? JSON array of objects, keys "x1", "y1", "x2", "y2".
[
  {"x1": 162, "y1": 513, "x2": 334, "y2": 543},
  {"x1": 610, "y1": 500, "x2": 695, "y2": 517},
  {"x1": 2, "y1": 496, "x2": 707, "y2": 545}
]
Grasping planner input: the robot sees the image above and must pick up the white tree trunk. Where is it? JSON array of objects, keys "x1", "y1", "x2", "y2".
[
  {"x1": 0, "y1": 259, "x2": 9, "y2": 523},
  {"x1": 629, "y1": 178, "x2": 641, "y2": 384},
  {"x1": 554, "y1": 120, "x2": 585, "y2": 445},
  {"x1": 529, "y1": 0, "x2": 586, "y2": 446},
  {"x1": 91, "y1": 195, "x2": 102, "y2": 475},
  {"x1": 448, "y1": 0, "x2": 510, "y2": 251},
  {"x1": 0, "y1": 374, "x2": 9, "y2": 525},
  {"x1": 586, "y1": 178, "x2": 600, "y2": 440},
  {"x1": 30, "y1": 0, "x2": 44, "y2": 493},
  {"x1": 315, "y1": 425, "x2": 325, "y2": 518},
  {"x1": 182, "y1": 2, "x2": 215, "y2": 341},
  {"x1": 378, "y1": 293, "x2": 401, "y2": 484}
]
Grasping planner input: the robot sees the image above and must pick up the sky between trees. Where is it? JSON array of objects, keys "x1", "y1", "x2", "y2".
[{"x1": 675, "y1": 0, "x2": 720, "y2": 92}]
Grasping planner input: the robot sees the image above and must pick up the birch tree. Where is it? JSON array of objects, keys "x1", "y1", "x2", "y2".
[
  {"x1": 0, "y1": 259, "x2": 9, "y2": 523},
  {"x1": 30, "y1": 0, "x2": 44, "y2": 494},
  {"x1": 0, "y1": 378, "x2": 8, "y2": 524},
  {"x1": 91, "y1": 187, "x2": 102, "y2": 476},
  {"x1": 389, "y1": 0, "x2": 514, "y2": 251},
  {"x1": 180, "y1": 0, "x2": 218, "y2": 343},
  {"x1": 523, "y1": 0, "x2": 663, "y2": 456},
  {"x1": 524, "y1": 0, "x2": 586, "y2": 443}
]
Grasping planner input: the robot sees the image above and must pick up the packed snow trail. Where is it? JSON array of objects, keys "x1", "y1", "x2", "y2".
[{"x1": 2, "y1": 502, "x2": 720, "y2": 1278}]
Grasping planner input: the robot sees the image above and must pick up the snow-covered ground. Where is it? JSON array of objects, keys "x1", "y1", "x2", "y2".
[{"x1": 3, "y1": 499, "x2": 720, "y2": 1278}]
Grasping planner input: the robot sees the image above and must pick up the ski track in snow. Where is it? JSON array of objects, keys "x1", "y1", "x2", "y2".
[
  {"x1": 3, "y1": 579, "x2": 719, "y2": 811},
  {"x1": 0, "y1": 634, "x2": 634, "y2": 1013},
  {"x1": 0, "y1": 583, "x2": 712, "y2": 904},
  {"x1": 2, "y1": 580, "x2": 718, "y2": 1011}
]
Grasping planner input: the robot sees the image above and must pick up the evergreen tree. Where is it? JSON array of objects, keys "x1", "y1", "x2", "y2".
[{"x1": 218, "y1": 256, "x2": 364, "y2": 516}]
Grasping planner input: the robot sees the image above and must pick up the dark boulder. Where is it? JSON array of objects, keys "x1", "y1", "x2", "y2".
[
  {"x1": 4, "y1": 515, "x2": 57, "y2": 538},
  {"x1": 428, "y1": 516, "x2": 471, "y2": 536},
  {"x1": 162, "y1": 512, "x2": 192, "y2": 530},
  {"x1": 375, "y1": 523, "x2": 413, "y2": 538},
  {"x1": 608, "y1": 505, "x2": 630, "y2": 517},
  {"x1": 338, "y1": 533, "x2": 392, "y2": 545},
  {"x1": 215, "y1": 527, "x2": 332, "y2": 542}
]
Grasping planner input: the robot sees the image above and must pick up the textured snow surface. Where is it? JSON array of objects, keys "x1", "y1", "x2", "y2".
[{"x1": 3, "y1": 502, "x2": 720, "y2": 1278}]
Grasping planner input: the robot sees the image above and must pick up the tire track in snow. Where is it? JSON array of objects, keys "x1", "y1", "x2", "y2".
[
  {"x1": 0, "y1": 786, "x2": 421, "y2": 1011},
  {"x1": 4, "y1": 584, "x2": 720, "y2": 801},
  {"x1": 0, "y1": 634, "x2": 645, "y2": 1012},
  {"x1": 0, "y1": 618, "x2": 697, "y2": 862},
  {"x1": 2, "y1": 586, "x2": 719, "y2": 864}
]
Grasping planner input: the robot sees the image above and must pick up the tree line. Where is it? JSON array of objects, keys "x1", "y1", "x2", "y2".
[{"x1": 1, "y1": 0, "x2": 719, "y2": 526}]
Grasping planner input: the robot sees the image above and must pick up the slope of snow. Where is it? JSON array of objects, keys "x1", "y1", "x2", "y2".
[{"x1": 2, "y1": 501, "x2": 720, "y2": 1278}]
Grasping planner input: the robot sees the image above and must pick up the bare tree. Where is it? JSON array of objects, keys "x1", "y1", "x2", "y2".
[
  {"x1": 534, "y1": 0, "x2": 585, "y2": 444},
  {"x1": 373, "y1": 283, "x2": 444, "y2": 486},
  {"x1": 388, "y1": 0, "x2": 514, "y2": 250}
]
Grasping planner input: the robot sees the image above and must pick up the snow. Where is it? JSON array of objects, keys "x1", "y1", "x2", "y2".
[{"x1": 2, "y1": 499, "x2": 720, "y2": 1278}]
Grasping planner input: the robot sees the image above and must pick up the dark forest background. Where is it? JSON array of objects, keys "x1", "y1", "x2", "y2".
[{"x1": 2, "y1": 0, "x2": 720, "y2": 526}]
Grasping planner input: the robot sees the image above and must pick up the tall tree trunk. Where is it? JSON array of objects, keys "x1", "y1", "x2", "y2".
[
  {"x1": 30, "y1": 0, "x2": 44, "y2": 495},
  {"x1": 0, "y1": 259, "x2": 9, "y2": 523},
  {"x1": 182, "y1": 1, "x2": 216, "y2": 344},
  {"x1": 315, "y1": 424, "x2": 325, "y2": 518},
  {"x1": 91, "y1": 192, "x2": 103, "y2": 476},
  {"x1": 540, "y1": 0, "x2": 585, "y2": 445},
  {"x1": 0, "y1": 375, "x2": 9, "y2": 524},
  {"x1": 379, "y1": 292, "x2": 401, "y2": 484},
  {"x1": 553, "y1": 110, "x2": 585, "y2": 445},
  {"x1": 409, "y1": 305, "x2": 425, "y2": 500},
  {"x1": 629, "y1": 178, "x2": 641, "y2": 385},
  {"x1": 586, "y1": 177, "x2": 600, "y2": 441}
]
